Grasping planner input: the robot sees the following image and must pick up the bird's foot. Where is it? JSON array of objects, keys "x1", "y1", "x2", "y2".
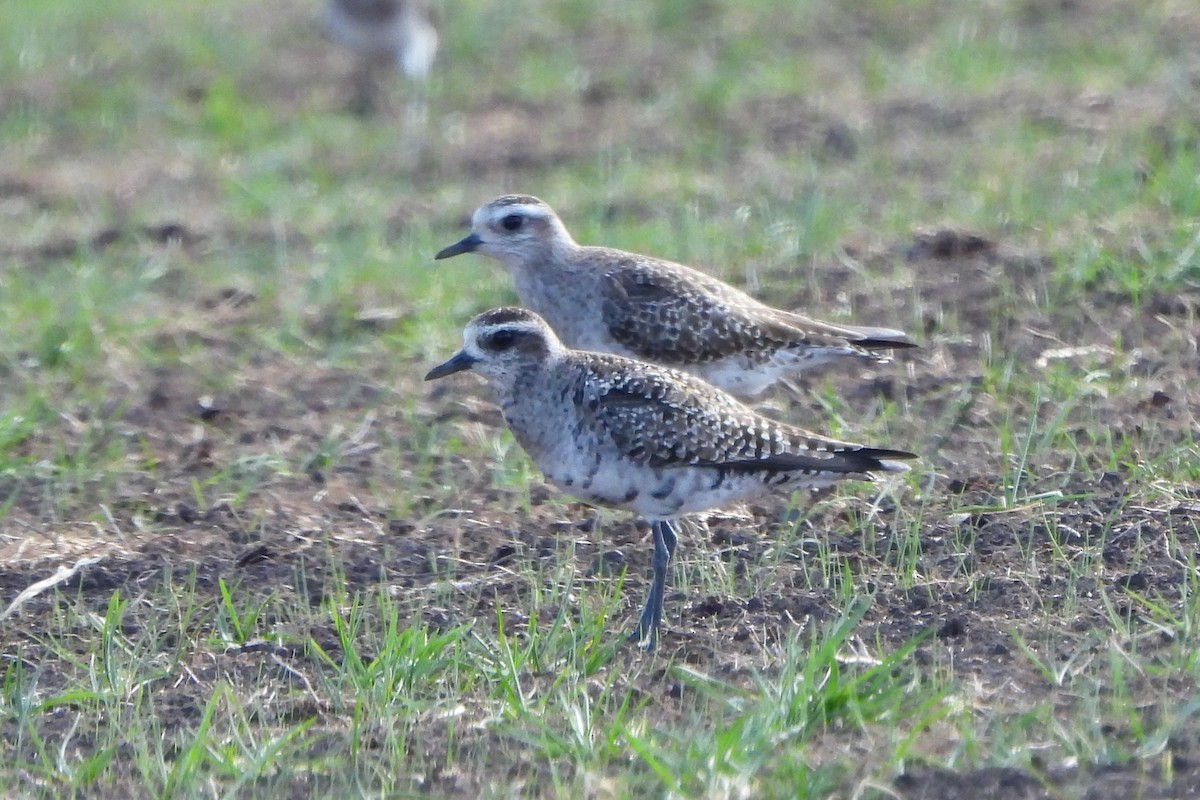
[{"x1": 626, "y1": 621, "x2": 658, "y2": 652}]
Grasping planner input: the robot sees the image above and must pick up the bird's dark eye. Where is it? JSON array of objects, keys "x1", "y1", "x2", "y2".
[
  {"x1": 500, "y1": 214, "x2": 524, "y2": 232},
  {"x1": 486, "y1": 329, "x2": 517, "y2": 350}
]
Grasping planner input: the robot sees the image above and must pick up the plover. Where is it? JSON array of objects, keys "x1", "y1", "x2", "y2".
[
  {"x1": 320, "y1": 0, "x2": 438, "y2": 113},
  {"x1": 425, "y1": 307, "x2": 915, "y2": 650},
  {"x1": 435, "y1": 195, "x2": 915, "y2": 397}
]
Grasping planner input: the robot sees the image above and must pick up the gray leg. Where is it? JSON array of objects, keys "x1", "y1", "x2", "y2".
[{"x1": 627, "y1": 519, "x2": 679, "y2": 651}]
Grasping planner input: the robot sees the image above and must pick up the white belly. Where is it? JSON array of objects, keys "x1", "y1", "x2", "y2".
[{"x1": 543, "y1": 459, "x2": 811, "y2": 520}]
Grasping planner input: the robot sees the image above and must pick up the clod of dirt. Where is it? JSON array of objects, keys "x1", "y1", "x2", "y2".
[
  {"x1": 1118, "y1": 572, "x2": 1150, "y2": 591},
  {"x1": 692, "y1": 596, "x2": 724, "y2": 618},
  {"x1": 908, "y1": 588, "x2": 933, "y2": 610},
  {"x1": 489, "y1": 544, "x2": 517, "y2": 565},
  {"x1": 1144, "y1": 293, "x2": 1198, "y2": 316},
  {"x1": 709, "y1": 527, "x2": 755, "y2": 547},
  {"x1": 1102, "y1": 545, "x2": 1127, "y2": 566},
  {"x1": 946, "y1": 475, "x2": 995, "y2": 495},
  {"x1": 906, "y1": 229, "x2": 995, "y2": 261},
  {"x1": 1140, "y1": 390, "x2": 1172, "y2": 411},
  {"x1": 587, "y1": 550, "x2": 627, "y2": 577},
  {"x1": 176, "y1": 502, "x2": 199, "y2": 524},
  {"x1": 937, "y1": 616, "x2": 967, "y2": 639},
  {"x1": 147, "y1": 384, "x2": 171, "y2": 410},
  {"x1": 821, "y1": 122, "x2": 859, "y2": 160},
  {"x1": 144, "y1": 222, "x2": 199, "y2": 245},
  {"x1": 234, "y1": 544, "x2": 273, "y2": 567},
  {"x1": 387, "y1": 519, "x2": 415, "y2": 536}
]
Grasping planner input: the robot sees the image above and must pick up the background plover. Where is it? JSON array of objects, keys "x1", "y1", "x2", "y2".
[
  {"x1": 425, "y1": 307, "x2": 915, "y2": 650},
  {"x1": 320, "y1": 0, "x2": 438, "y2": 114},
  {"x1": 435, "y1": 195, "x2": 915, "y2": 397}
]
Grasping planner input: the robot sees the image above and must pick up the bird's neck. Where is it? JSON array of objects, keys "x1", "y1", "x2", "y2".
[
  {"x1": 502, "y1": 242, "x2": 582, "y2": 308},
  {"x1": 500, "y1": 236, "x2": 578, "y2": 275},
  {"x1": 489, "y1": 357, "x2": 569, "y2": 456},
  {"x1": 483, "y1": 350, "x2": 566, "y2": 402}
]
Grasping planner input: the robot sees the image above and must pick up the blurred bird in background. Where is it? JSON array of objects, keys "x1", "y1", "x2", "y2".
[{"x1": 320, "y1": 0, "x2": 438, "y2": 116}]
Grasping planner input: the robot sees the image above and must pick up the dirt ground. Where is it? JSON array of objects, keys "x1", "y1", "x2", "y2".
[
  {"x1": 2, "y1": 228, "x2": 1197, "y2": 797},
  {"x1": 2, "y1": 2, "x2": 1200, "y2": 797}
]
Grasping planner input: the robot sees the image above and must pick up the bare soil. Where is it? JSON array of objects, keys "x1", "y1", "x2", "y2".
[{"x1": 2, "y1": 226, "x2": 1196, "y2": 797}]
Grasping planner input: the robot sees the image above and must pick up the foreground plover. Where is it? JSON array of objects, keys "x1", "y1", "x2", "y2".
[
  {"x1": 425, "y1": 307, "x2": 915, "y2": 650},
  {"x1": 320, "y1": 0, "x2": 438, "y2": 113},
  {"x1": 435, "y1": 195, "x2": 915, "y2": 397}
]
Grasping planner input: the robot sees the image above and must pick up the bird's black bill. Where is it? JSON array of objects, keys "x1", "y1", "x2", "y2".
[
  {"x1": 424, "y1": 350, "x2": 478, "y2": 380},
  {"x1": 434, "y1": 232, "x2": 482, "y2": 260}
]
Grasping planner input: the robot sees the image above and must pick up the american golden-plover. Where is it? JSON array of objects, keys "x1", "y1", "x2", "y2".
[
  {"x1": 425, "y1": 307, "x2": 915, "y2": 650},
  {"x1": 320, "y1": 0, "x2": 438, "y2": 113},
  {"x1": 435, "y1": 195, "x2": 915, "y2": 397}
]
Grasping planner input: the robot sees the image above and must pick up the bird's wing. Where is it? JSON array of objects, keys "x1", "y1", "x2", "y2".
[
  {"x1": 599, "y1": 259, "x2": 797, "y2": 363},
  {"x1": 599, "y1": 259, "x2": 912, "y2": 362},
  {"x1": 576, "y1": 356, "x2": 915, "y2": 474},
  {"x1": 773, "y1": 308, "x2": 916, "y2": 351}
]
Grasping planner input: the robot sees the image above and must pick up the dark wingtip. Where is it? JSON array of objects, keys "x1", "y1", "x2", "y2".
[
  {"x1": 865, "y1": 447, "x2": 919, "y2": 461},
  {"x1": 719, "y1": 446, "x2": 917, "y2": 475},
  {"x1": 864, "y1": 447, "x2": 918, "y2": 475},
  {"x1": 856, "y1": 337, "x2": 919, "y2": 351}
]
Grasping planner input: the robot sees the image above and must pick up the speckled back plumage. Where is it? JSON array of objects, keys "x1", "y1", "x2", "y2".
[
  {"x1": 435, "y1": 196, "x2": 915, "y2": 396},
  {"x1": 572, "y1": 353, "x2": 907, "y2": 475},
  {"x1": 600, "y1": 259, "x2": 887, "y2": 367},
  {"x1": 427, "y1": 308, "x2": 914, "y2": 521}
]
